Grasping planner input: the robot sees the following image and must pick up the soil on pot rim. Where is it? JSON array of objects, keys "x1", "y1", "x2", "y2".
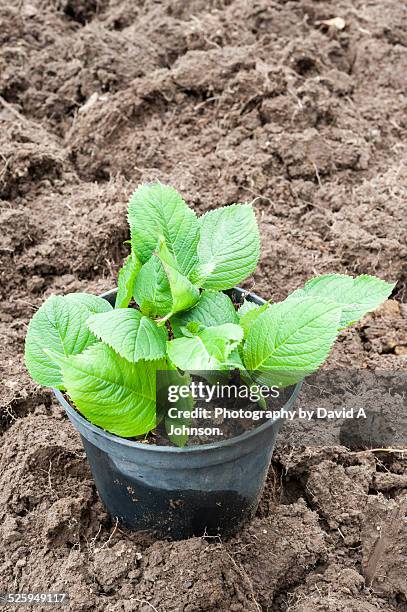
[{"x1": 1, "y1": 0, "x2": 407, "y2": 610}]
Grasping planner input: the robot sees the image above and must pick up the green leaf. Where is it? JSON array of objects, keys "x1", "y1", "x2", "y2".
[
  {"x1": 25, "y1": 295, "x2": 99, "y2": 389},
  {"x1": 238, "y1": 299, "x2": 260, "y2": 317},
  {"x1": 167, "y1": 323, "x2": 244, "y2": 371},
  {"x1": 156, "y1": 366, "x2": 191, "y2": 415},
  {"x1": 61, "y1": 343, "x2": 166, "y2": 438},
  {"x1": 238, "y1": 369, "x2": 267, "y2": 409},
  {"x1": 155, "y1": 237, "x2": 200, "y2": 317},
  {"x1": 171, "y1": 290, "x2": 238, "y2": 337},
  {"x1": 115, "y1": 252, "x2": 142, "y2": 308},
  {"x1": 191, "y1": 204, "x2": 260, "y2": 290},
  {"x1": 286, "y1": 274, "x2": 395, "y2": 329},
  {"x1": 243, "y1": 297, "x2": 342, "y2": 387},
  {"x1": 181, "y1": 321, "x2": 204, "y2": 336},
  {"x1": 43, "y1": 348, "x2": 68, "y2": 370},
  {"x1": 158, "y1": 368, "x2": 193, "y2": 448},
  {"x1": 87, "y1": 309, "x2": 168, "y2": 362},
  {"x1": 128, "y1": 183, "x2": 199, "y2": 276},
  {"x1": 65, "y1": 293, "x2": 113, "y2": 313},
  {"x1": 133, "y1": 256, "x2": 173, "y2": 318},
  {"x1": 165, "y1": 411, "x2": 191, "y2": 448},
  {"x1": 223, "y1": 347, "x2": 245, "y2": 370},
  {"x1": 239, "y1": 302, "x2": 270, "y2": 338}
]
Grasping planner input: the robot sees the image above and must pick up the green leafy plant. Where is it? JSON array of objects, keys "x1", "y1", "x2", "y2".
[{"x1": 25, "y1": 183, "x2": 395, "y2": 445}]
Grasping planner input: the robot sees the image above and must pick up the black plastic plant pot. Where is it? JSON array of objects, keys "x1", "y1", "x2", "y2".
[{"x1": 53, "y1": 288, "x2": 302, "y2": 540}]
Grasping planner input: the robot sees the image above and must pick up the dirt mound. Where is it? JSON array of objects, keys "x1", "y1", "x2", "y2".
[
  {"x1": 304, "y1": 458, "x2": 373, "y2": 544},
  {"x1": 0, "y1": 413, "x2": 90, "y2": 519},
  {"x1": 362, "y1": 493, "x2": 407, "y2": 600},
  {"x1": 284, "y1": 564, "x2": 399, "y2": 612},
  {"x1": 135, "y1": 538, "x2": 259, "y2": 612},
  {"x1": 1, "y1": 174, "x2": 130, "y2": 303},
  {"x1": 0, "y1": 314, "x2": 52, "y2": 432},
  {"x1": 230, "y1": 500, "x2": 327, "y2": 607},
  {"x1": 0, "y1": 114, "x2": 65, "y2": 200},
  {"x1": 15, "y1": 178, "x2": 130, "y2": 282}
]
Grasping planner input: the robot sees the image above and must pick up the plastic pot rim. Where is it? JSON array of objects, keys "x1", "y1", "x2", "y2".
[{"x1": 53, "y1": 287, "x2": 302, "y2": 456}]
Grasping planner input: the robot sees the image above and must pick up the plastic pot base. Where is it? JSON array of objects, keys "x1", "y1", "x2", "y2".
[
  {"x1": 54, "y1": 288, "x2": 302, "y2": 540},
  {"x1": 83, "y1": 436, "x2": 256, "y2": 539}
]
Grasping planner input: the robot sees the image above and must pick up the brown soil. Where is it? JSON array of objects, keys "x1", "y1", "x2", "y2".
[{"x1": 1, "y1": 0, "x2": 406, "y2": 610}]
